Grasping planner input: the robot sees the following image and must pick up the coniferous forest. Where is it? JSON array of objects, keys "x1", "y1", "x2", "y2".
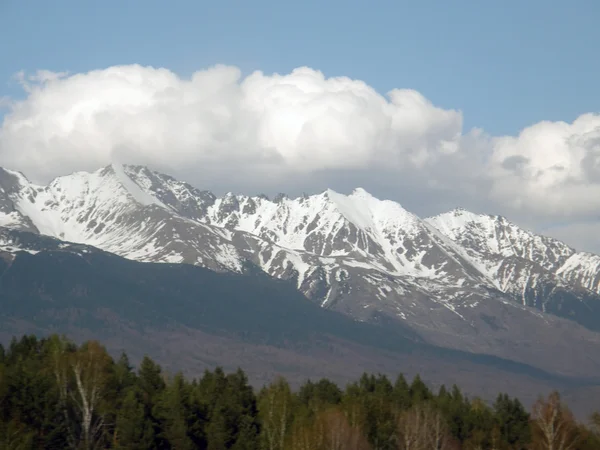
[{"x1": 1, "y1": 335, "x2": 599, "y2": 450}]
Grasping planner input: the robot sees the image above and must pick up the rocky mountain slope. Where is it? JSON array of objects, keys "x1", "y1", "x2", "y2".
[
  {"x1": 1, "y1": 164, "x2": 600, "y2": 371},
  {"x1": 3, "y1": 232, "x2": 600, "y2": 418}
]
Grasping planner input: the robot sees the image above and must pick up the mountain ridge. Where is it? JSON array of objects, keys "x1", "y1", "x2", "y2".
[{"x1": 1, "y1": 163, "x2": 600, "y2": 374}]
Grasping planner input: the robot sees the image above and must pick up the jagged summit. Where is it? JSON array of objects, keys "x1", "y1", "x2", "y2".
[{"x1": 1, "y1": 163, "x2": 600, "y2": 364}]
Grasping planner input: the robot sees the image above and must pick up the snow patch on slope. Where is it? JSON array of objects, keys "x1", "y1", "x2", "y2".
[
  {"x1": 557, "y1": 252, "x2": 600, "y2": 293},
  {"x1": 111, "y1": 163, "x2": 166, "y2": 208},
  {"x1": 0, "y1": 211, "x2": 25, "y2": 228},
  {"x1": 15, "y1": 189, "x2": 66, "y2": 239},
  {"x1": 326, "y1": 188, "x2": 374, "y2": 230}
]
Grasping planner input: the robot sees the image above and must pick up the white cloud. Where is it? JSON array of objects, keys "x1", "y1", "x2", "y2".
[
  {"x1": 488, "y1": 114, "x2": 600, "y2": 219},
  {"x1": 1, "y1": 63, "x2": 600, "y2": 250},
  {"x1": 0, "y1": 64, "x2": 462, "y2": 184}
]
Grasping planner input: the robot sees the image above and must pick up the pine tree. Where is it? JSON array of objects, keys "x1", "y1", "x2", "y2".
[
  {"x1": 493, "y1": 393, "x2": 531, "y2": 449},
  {"x1": 114, "y1": 388, "x2": 154, "y2": 449},
  {"x1": 298, "y1": 378, "x2": 342, "y2": 414},
  {"x1": 154, "y1": 373, "x2": 193, "y2": 450},
  {"x1": 113, "y1": 352, "x2": 136, "y2": 393},
  {"x1": 409, "y1": 374, "x2": 431, "y2": 405},
  {"x1": 138, "y1": 356, "x2": 166, "y2": 405},
  {"x1": 392, "y1": 374, "x2": 411, "y2": 411}
]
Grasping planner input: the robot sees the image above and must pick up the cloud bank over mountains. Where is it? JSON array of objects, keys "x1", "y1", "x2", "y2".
[{"x1": 0, "y1": 64, "x2": 599, "y2": 249}]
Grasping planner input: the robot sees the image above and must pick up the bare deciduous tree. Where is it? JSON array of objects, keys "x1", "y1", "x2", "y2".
[
  {"x1": 289, "y1": 407, "x2": 370, "y2": 450},
  {"x1": 320, "y1": 408, "x2": 370, "y2": 450},
  {"x1": 396, "y1": 402, "x2": 455, "y2": 450},
  {"x1": 288, "y1": 419, "x2": 320, "y2": 450},
  {"x1": 530, "y1": 391, "x2": 579, "y2": 450},
  {"x1": 259, "y1": 377, "x2": 294, "y2": 450}
]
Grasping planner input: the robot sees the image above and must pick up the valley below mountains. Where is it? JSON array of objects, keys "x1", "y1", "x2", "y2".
[{"x1": 1, "y1": 164, "x2": 600, "y2": 415}]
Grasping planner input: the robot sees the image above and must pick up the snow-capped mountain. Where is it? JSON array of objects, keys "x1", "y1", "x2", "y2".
[
  {"x1": 1, "y1": 164, "x2": 600, "y2": 371},
  {"x1": 425, "y1": 210, "x2": 600, "y2": 326}
]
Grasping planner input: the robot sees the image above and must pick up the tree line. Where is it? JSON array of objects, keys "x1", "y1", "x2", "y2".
[{"x1": 0, "y1": 335, "x2": 599, "y2": 449}]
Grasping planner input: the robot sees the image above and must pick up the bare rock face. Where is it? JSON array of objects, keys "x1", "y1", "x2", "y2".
[{"x1": 2, "y1": 164, "x2": 600, "y2": 378}]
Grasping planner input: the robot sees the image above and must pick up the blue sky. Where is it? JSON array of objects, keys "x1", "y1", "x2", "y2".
[
  {"x1": 1, "y1": 0, "x2": 600, "y2": 251},
  {"x1": 1, "y1": 0, "x2": 598, "y2": 135}
]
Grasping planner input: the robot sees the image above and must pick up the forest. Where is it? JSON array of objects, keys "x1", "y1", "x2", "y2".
[{"x1": 0, "y1": 335, "x2": 599, "y2": 450}]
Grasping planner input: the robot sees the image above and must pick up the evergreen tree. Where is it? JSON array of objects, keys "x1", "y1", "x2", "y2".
[
  {"x1": 463, "y1": 397, "x2": 496, "y2": 449},
  {"x1": 138, "y1": 356, "x2": 166, "y2": 404},
  {"x1": 137, "y1": 356, "x2": 166, "y2": 448},
  {"x1": 154, "y1": 373, "x2": 193, "y2": 450},
  {"x1": 115, "y1": 388, "x2": 155, "y2": 449},
  {"x1": 297, "y1": 377, "x2": 342, "y2": 414},
  {"x1": 409, "y1": 374, "x2": 431, "y2": 404},
  {"x1": 187, "y1": 379, "x2": 209, "y2": 448},
  {"x1": 392, "y1": 374, "x2": 411, "y2": 411},
  {"x1": 344, "y1": 374, "x2": 396, "y2": 449},
  {"x1": 113, "y1": 352, "x2": 136, "y2": 393},
  {"x1": 1, "y1": 333, "x2": 599, "y2": 450},
  {"x1": 493, "y1": 393, "x2": 531, "y2": 449}
]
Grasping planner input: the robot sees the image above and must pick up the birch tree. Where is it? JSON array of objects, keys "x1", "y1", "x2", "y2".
[
  {"x1": 289, "y1": 407, "x2": 370, "y2": 450},
  {"x1": 396, "y1": 402, "x2": 455, "y2": 450},
  {"x1": 258, "y1": 377, "x2": 294, "y2": 450},
  {"x1": 52, "y1": 339, "x2": 112, "y2": 450},
  {"x1": 319, "y1": 408, "x2": 370, "y2": 450},
  {"x1": 530, "y1": 391, "x2": 579, "y2": 450}
]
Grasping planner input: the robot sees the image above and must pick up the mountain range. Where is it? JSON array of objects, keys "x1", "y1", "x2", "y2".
[{"x1": 1, "y1": 163, "x2": 600, "y2": 413}]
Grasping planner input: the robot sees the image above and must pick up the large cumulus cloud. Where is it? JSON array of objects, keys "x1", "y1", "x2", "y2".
[
  {"x1": 0, "y1": 65, "x2": 462, "y2": 182},
  {"x1": 489, "y1": 114, "x2": 600, "y2": 219},
  {"x1": 1, "y1": 64, "x2": 600, "y2": 250}
]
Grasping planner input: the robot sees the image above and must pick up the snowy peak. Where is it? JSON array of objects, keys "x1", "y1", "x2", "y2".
[
  {"x1": 109, "y1": 163, "x2": 167, "y2": 208},
  {"x1": 0, "y1": 165, "x2": 248, "y2": 271},
  {"x1": 0, "y1": 167, "x2": 30, "y2": 193},
  {"x1": 107, "y1": 171, "x2": 466, "y2": 280},
  {"x1": 118, "y1": 164, "x2": 217, "y2": 220},
  {"x1": 423, "y1": 208, "x2": 600, "y2": 314},
  {"x1": 195, "y1": 186, "x2": 490, "y2": 282},
  {"x1": 426, "y1": 208, "x2": 574, "y2": 272},
  {"x1": 2, "y1": 164, "x2": 500, "y2": 284},
  {"x1": 202, "y1": 185, "x2": 423, "y2": 249},
  {"x1": 324, "y1": 187, "x2": 421, "y2": 234},
  {"x1": 42, "y1": 163, "x2": 180, "y2": 213},
  {"x1": 0, "y1": 165, "x2": 175, "y2": 244},
  {"x1": 0, "y1": 168, "x2": 39, "y2": 233},
  {"x1": 557, "y1": 252, "x2": 600, "y2": 294}
]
